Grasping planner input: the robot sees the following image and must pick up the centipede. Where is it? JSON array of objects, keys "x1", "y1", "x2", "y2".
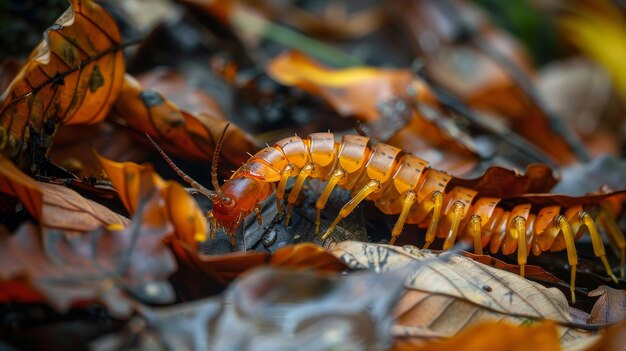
[{"x1": 150, "y1": 126, "x2": 626, "y2": 303}]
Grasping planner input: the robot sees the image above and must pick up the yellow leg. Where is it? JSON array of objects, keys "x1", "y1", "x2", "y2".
[
  {"x1": 557, "y1": 215, "x2": 578, "y2": 303},
  {"x1": 442, "y1": 202, "x2": 465, "y2": 250},
  {"x1": 285, "y1": 163, "x2": 314, "y2": 226},
  {"x1": 315, "y1": 168, "x2": 345, "y2": 235},
  {"x1": 583, "y1": 213, "x2": 618, "y2": 283},
  {"x1": 207, "y1": 211, "x2": 216, "y2": 239},
  {"x1": 513, "y1": 216, "x2": 527, "y2": 278},
  {"x1": 423, "y1": 191, "x2": 444, "y2": 249},
  {"x1": 468, "y1": 215, "x2": 483, "y2": 255},
  {"x1": 600, "y1": 208, "x2": 626, "y2": 278},
  {"x1": 390, "y1": 191, "x2": 417, "y2": 245},
  {"x1": 276, "y1": 164, "x2": 295, "y2": 214},
  {"x1": 321, "y1": 180, "x2": 380, "y2": 240}
]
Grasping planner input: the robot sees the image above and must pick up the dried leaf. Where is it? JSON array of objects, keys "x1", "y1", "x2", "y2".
[
  {"x1": 459, "y1": 251, "x2": 561, "y2": 284},
  {"x1": 93, "y1": 266, "x2": 412, "y2": 351},
  {"x1": 0, "y1": 153, "x2": 43, "y2": 218},
  {"x1": 392, "y1": 321, "x2": 562, "y2": 351},
  {"x1": 0, "y1": 173, "x2": 176, "y2": 317},
  {"x1": 97, "y1": 154, "x2": 207, "y2": 246},
  {"x1": 267, "y1": 51, "x2": 432, "y2": 122},
  {"x1": 330, "y1": 241, "x2": 592, "y2": 346},
  {"x1": 175, "y1": 243, "x2": 348, "y2": 283},
  {"x1": 0, "y1": 0, "x2": 124, "y2": 170},
  {"x1": 448, "y1": 164, "x2": 557, "y2": 197},
  {"x1": 0, "y1": 153, "x2": 128, "y2": 233},
  {"x1": 588, "y1": 286, "x2": 626, "y2": 324},
  {"x1": 111, "y1": 74, "x2": 256, "y2": 169}
]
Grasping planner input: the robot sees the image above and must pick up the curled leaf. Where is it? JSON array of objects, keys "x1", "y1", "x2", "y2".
[
  {"x1": 330, "y1": 241, "x2": 592, "y2": 346},
  {"x1": 111, "y1": 74, "x2": 256, "y2": 169},
  {"x1": 0, "y1": 0, "x2": 124, "y2": 170},
  {"x1": 97, "y1": 154, "x2": 207, "y2": 246},
  {"x1": 0, "y1": 172, "x2": 176, "y2": 317}
]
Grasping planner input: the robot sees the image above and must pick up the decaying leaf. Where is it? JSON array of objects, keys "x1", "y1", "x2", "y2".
[
  {"x1": 1, "y1": 153, "x2": 128, "y2": 234},
  {"x1": 0, "y1": 153, "x2": 43, "y2": 218},
  {"x1": 0, "y1": 172, "x2": 176, "y2": 317},
  {"x1": 173, "y1": 242, "x2": 348, "y2": 284},
  {"x1": 459, "y1": 251, "x2": 561, "y2": 284},
  {"x1": 0, "y1": 0, "x2": 124, "y2": 171},
  {"x1": 268, "y1": 51, "x2": 433, "y2": 122},
  {"x1": 93, "y1": 265, "x2": 413, "y2": 351},
  {"x1": 589, "y1": 286, "x2": 626, "y2": 324},
  {"x1": 330, "y1": 241, "x2": 592, "y2": 346},
  {"x1": 392, "y1": 321, "x2": 562, "y2": 351},
  {"x1": 97, "y1": 154, "x2": 207, "y2": 246},
  {"x1": 110, "y1": 74, "x2": 257, "y2": 169}
]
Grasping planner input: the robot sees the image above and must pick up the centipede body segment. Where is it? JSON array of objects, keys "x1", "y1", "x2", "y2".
[{"x1": 155, "y1": 131, "x2": 625, "y2": 303}]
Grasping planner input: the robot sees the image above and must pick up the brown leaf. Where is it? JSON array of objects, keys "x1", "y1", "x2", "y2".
[
  {"x1": 0, "y1": 153, "x2": 128, "y2": 233},
  {"x1": 110, "y1": 74, "x2": 256, "y2": 169},
  {"x1": 589, "y1": 286, "x2": 626, "y2": 324},
  {"x1": 0, "y1": 0, "x2": 124, "y2": 170},
  {"x1": 93, "y1": 265, "x2": 411, "y2": 350},
  {"x1": 459, "y1": 251, "x2": 561, "y2": 283},
  {"x1": 330, "y1": 241, "x2": 592, "y2": 346},
  {"x1": 38, "y1": 181, "x2": 129, "y2": 235},
  {"x1": 268, "y1": 51, "x2": 426, "y2": 122},
  {"x1": 0, "y1": 153, "x2": 43, "y2": 218},
  {"x1": 175, "y1": 243, "x2": 348, "y2": 283},
  {"x1": 448, "y1": 164, "x2": 558, "y2": 198},
  {"x1": 97, "y1": 154, "x2": 207, "y2": 247},
  {"x1": 0, "y1": 172, "x2": 176, "y2": 317},
  {"x1": 391, "y1": 321, "x2": 562, "y2": 351}
]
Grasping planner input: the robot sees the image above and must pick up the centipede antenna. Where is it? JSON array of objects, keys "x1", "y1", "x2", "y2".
[
  {"x1": 146, "y1": 133, "x2": 217, "y2": 202},
  {"x1": 212, "y1": 123, "x2": 230, "y2": 201}
]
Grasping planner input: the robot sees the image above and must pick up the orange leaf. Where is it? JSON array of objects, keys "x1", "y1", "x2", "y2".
[
  {"x1": 268, "y1": 51, "x2": 434, "y2": 122},
  {"x1": 110, "y1": 74, "x2": 256, "y2": 169},
  {"x1": 0, "y1": 0, "x2": 124, "y2": 170},
  {"x1": 174, "y1": 243, "x2": 348, "y2": 283},
  {"x1": 97, "y1": 154, "x2": 207, "y2": 246},
  {"x1": 0, "y1": 153, "x2": 43, "y2": 219},
  {"x1": 392, "y1": 321, "x2": 561, "y2": 351}
]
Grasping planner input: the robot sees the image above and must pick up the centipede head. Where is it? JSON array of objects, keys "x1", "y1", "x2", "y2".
[{"x1": 207, "y1": 123, "x2": 246, "y2": 236}]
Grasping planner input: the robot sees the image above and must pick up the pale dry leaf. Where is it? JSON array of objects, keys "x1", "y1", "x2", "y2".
[
  {"x1": 589, "y1": 286, "x2": 626, "y2": 324},
  {"x1": 330, "y1": 241, "x2": 593, "y2": 347}
]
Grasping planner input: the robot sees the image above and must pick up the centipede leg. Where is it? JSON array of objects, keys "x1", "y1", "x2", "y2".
[
  {"x1": 468, "y1": 215, "x2": 483, "y2": 255},
  {"x1": 442, "y1": 202, "x2": 465, "y2": 250},
  {"x1": 513, "y1": 216, "x2": 527, "y2": 278},
  {"x1": 315, "y1": 168, "x2": 345, "y2": 235},
  {"x1": 557, "y1": 215, "x2": 578, "y2": 303},
  {"x1": 581, "y1": 213, "x2": 618, "y2": 283},
  {"x1": 423, "y1": 191, "x2": 444, "y2": 249},
  {"x1": 253, "y1": 205, "x2": 263, "y2": 226},
  {"x1": 322, "y1": 180, "x2": 380, "y2": 240},
  {"x1": 276, "y1": 164, "x2": 295, "y2": 214},
  {"x1": 390, "y1": 191, "x2": 417, "y2": 245},
  {"x1": 600, "y1": 208, "x2": 626, "y2": 278},
  {"x1": 207, "y1": 211, "x2": 216, "y2": 239},
  {"x1": 285, "y1": 163, "x2": 314, "y2": 226}
]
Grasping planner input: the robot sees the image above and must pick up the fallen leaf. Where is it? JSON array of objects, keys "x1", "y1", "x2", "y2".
[
  {"x1": 0, "y1": 172, "x2": 176, "y2": 317},
  {"x1": 0, "y1": 153, "x2": 43, "y2": 218},
  {"x1": 97, "y1": 154, "x2": 207, "y2": 246},
  {"x1": 392, "y1": 321, "x2": 562, "y2": 351},
  {"x1": 111, "y1": 74, "x2": 256, "y2": 169},
  {"x1": 93, "y1": 265, "x2": 412, "y2": 350},
  {"x1": 267, "y1": 51, "x2": 434, "y2": 122},
  {"x1": 588, "y1": 286, "x2": 626, "y2": 324},
  {"x1": 459, "y1": 251, "x2": 561, "y2": 284},
  {"x1": 330, "y1": 241, "x2": 592, "y2": 346},
  {"x1": 0, "y1": 0, "x2": 124, "y2": 170},
  {"x1": 175, "y1": 242, "x2": 348, "y2": 283},
  {"x1": 448, "y1": 164, "x2": 557, "y2": 197}
]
